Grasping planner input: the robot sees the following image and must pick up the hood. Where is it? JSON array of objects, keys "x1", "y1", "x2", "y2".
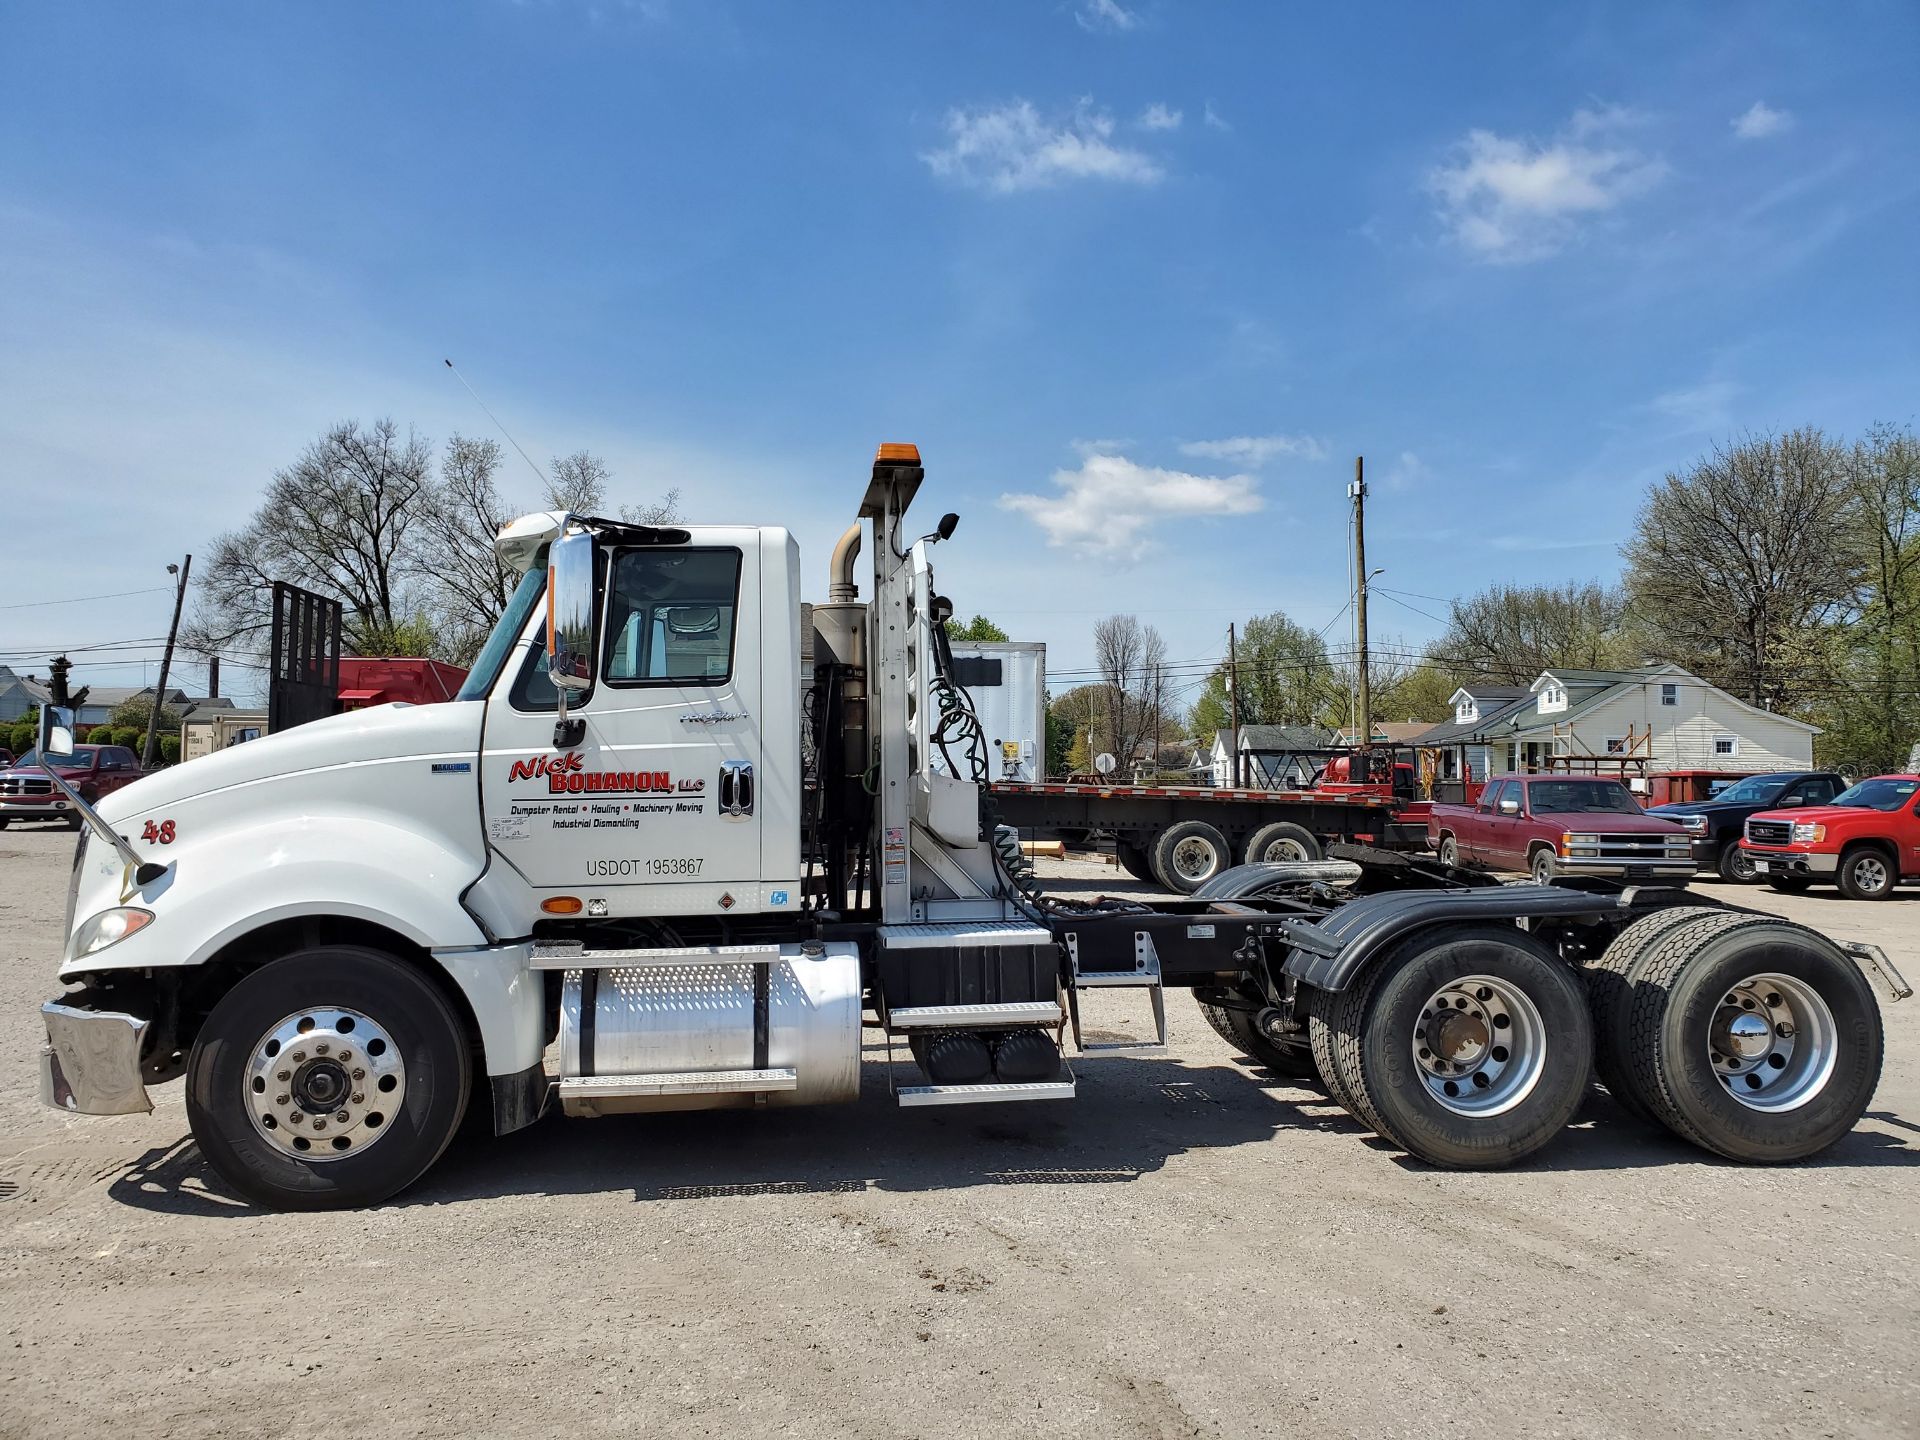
[
  {"x1": 97, "y1": 701, "x2": 484, "y2": 822},
  {"x1": 1549, "y1": 810, "x2": 1689, "y2": 833},
  {"x1": 1648, "y1": 799, "x2": 1754, "y2": 819},
  {"x1": 1747, "y1": 803, "x2": 1872, "y2": 828},
  {"x1": 1, "y1": 762, "x2": 93, "y2": 780}
]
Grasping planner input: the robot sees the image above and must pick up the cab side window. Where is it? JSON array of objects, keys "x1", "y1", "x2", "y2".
[
  {"x1": 1478, "y1": 780, "x2": 1506, "y2": 813},
  {"x1": 602, "y1": 548, "x2": 742, "y2": 686},
  {"x1": 1794, "y1": 777, "x2": 1839, "y2": 804}
]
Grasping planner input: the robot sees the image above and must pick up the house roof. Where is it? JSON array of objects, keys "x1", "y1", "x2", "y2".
[
  {"x1": 1332, "y1": 721, "x2": 1433, "y2": 746},
  {"x1": 1412, "y1": 693, "x2": 1538, "y2": 748},
  {"x1": 1211, "y1": 725, "x2": 1330, "y2": 752},
  {"x1": 1446, "y1": 685, "x2": 1531, "y2": 707},
  {"x1": 1532, "y1": 668, "x2": 1634, "y2": 690}
]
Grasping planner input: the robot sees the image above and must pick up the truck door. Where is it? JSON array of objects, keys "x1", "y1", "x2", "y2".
[
  {"x1": 1470, "y1": 780, "x2": 1510, "y2": 865},
  {"x1": 479, "y1": 532, "x2": 769, "y2": 910}
]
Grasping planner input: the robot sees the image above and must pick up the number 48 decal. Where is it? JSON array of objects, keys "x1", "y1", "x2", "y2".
[{"x1": 140, "y1": 819, "x2": 177, "y2": 845}]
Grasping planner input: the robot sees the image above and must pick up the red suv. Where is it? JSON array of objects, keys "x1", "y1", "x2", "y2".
[
  {"x1": 1741, "y1": 773, "x2": 1920, "y2": 900},
  {"x1": 0, "y1": 745, "x2": 146, "y2": 829}
]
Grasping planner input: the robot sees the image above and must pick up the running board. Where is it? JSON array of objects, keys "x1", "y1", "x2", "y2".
[
  {"x1": 533, "y1": 942, "x2": 787, "y2": 971},
  {"x1": 897, "y1": 1081, "x2": 1076, "y2": 1107},
  {"x1": 558, "y1": 1068, "x2": 797, "y2": 1099},
  {"x1": 1066, "y1": 930, "x2": 1168, "y2": 1057},
  {"x1": 887, "y1": 1001, "x2": 1064, "y2": 1030}
]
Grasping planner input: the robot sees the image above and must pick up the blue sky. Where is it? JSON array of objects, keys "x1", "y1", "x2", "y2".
[{"x1": 3, "y1": 1, "x2": 1916, "y2": 711}]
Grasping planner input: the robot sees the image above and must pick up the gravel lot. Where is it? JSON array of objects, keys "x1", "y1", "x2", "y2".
[{"x1": 2, "y1": 826, "x2": 1917, "y2": 1439}]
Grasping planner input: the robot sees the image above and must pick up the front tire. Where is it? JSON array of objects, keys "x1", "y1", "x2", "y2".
[
  {"x1": 1716, "y1": 843, "x2": 1758, "y2": 883},
  {"x1": 1530, "y1": 847, "x2": 1558, "y2": 885},
  {"x1": 1837, "y1": 846, "x2": 1896, "y2": 901},
  {"x1": 1313, "y1": 926, "x2": 1593, "y2": 1168},
  {"x1": 1437, "y1": 835, "x2": 1459, "y2": 868},
  {"x1": 186, "y1": 946, "x2": 472, "y2": 1211}
]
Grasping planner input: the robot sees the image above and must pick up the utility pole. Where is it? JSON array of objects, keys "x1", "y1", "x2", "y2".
[
  {"x1": 1227, "y1": 622, "x2": 1241, "y2": 787},
  {"x1": 143, "y1": 555, "x2": 191, "y2": 768},
  {"x1": 1351, "y1": 457, "x2": 1370, "y2": 757}
]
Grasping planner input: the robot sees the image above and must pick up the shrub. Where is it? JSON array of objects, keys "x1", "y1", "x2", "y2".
[
  {"x1": 113, "y1": 726, "x2": 145, "y2": 751},
  {"x1": 158, "y1": 734, "x2": 181, "y2": 765},
  {"x1": 7, "y1": 722, "x2": 33, "y2": 756}
]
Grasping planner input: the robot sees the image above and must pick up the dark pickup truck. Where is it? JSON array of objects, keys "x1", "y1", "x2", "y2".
[
  {"x1": 1646, "y1": 770, "x2": 1846, "y2": 881},
  {"x1": 1428, "y1": 773, "x2": 1694, "y2": 884}
]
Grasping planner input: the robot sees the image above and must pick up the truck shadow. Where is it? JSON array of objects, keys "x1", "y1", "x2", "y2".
[{"x1": 102, "y1": 1059, "x2": 1920, "y2": 1217}]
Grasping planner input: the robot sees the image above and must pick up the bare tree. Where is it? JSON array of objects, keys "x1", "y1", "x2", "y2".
[
  {"x1": 1625, "y1": 429, "x2": 1860, "y2": 706},
  {"x1": 1432, "y1": 580, "x2": 1635, "y2": 686},
  {"x1": 1092, "y1": 614, "x2": 1168, "y2": 767},
  {"x1": 418, "y1": 436, "x2": 515, "y2": 663},
  {"x1": 547, "y1": 450, "x2": 612, "y2": 513},
  {"x1": 188, "y1": 418, "x2": 435, "y2": 658}
]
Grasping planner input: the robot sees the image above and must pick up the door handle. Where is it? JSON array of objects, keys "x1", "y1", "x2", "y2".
[{"x1": 719, "y1": 760, "x2": 754, "y2": 819}]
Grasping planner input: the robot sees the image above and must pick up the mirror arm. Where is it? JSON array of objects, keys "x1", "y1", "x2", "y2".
[{"x1": 37, "y1": 762, "x2": 145, "y2": 872}]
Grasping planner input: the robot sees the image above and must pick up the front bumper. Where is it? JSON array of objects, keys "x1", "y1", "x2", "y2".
[
  {"x1": 39, "y1": 1001, "x2": 152, "y2": 1115},
  {"x1": 1742, "y1": 848, "x2": 1839, "y2": 877},
  {"x1": 0, "y1": 796, "x2": 73, "y2": 814},
  {"x1": 1554, "y1": 857, "x2": 1696, "y2": 878}
]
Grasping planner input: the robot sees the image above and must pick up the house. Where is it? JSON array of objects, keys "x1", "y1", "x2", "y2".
[
  {"x1": 1208, "y1": 724, "x2": 1331, "y2": 789},
  {"x1": 1413, "y1": 666, "x2": 1818, "y2": 785},
  {"x1": 0, "y1": 666, "x2": 52, "y2": 724},
  {"x1": 1329, "y1": 721, "x2": 1435, "y2": 749}
]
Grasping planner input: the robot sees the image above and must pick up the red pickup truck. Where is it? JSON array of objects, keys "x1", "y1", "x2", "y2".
[
  {"x1": 1428, "y1": 774, "x2": 1694, "y2": 884},
  {"x1": 1740, "y1": 773, "x2": 1920, "y2": 900},
  {"x1": 0, "y1": 745, "x2": 147, "y2": 829}
]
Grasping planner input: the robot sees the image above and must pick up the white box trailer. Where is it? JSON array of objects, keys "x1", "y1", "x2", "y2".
[{"x1": 944, "y1": 641, "x2": 1045, "y2": 782}]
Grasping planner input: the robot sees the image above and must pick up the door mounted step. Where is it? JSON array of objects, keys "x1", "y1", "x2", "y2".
[{"x1": 897, "y1": 1080, "x2": 1076, "y2": 1108}]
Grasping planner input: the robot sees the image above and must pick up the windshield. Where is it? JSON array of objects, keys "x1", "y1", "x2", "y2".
[
  {"x1": 455, "y1": 565, "x2": 548, "y2": 702},
  {"x1": 1528, "y1": 780, "x2": 1644, "y2": 815},
  {"x1": 1828, "y1": 777, "x2": 1919, "y2": 812},
  {"x1": 1711, "y1": 776, "x2": 1787, "y2": 806},
  {"x1": 10, "y1": 747, "x2": 96, "y2": 770}
]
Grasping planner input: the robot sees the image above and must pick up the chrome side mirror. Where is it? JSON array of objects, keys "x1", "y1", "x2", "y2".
[
  {"x1": 1498, "y1": 797, "x2": 1522, "y2": 816},
  {"x1": 545, "y1": 531, "x2": 595, "y2": 748},
  {"x1": 37, "y1": 706, "x2": 76, "y2": 758}
]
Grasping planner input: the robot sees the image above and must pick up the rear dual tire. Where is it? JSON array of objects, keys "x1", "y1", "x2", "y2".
[
  {"x1": 1149, "y1": 821, "x2": 1232, "y2": 894},
  {"x1": 1196, "y1": 997, "x2": 1320, "y2": 1083},
  {"x1": 1308, "y1": 926, "x2": 1592, "y2": 1168}
]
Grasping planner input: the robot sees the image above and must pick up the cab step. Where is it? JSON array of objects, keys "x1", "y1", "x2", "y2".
[
  {"x1": 1067, "y1": 930, "x2": 1167, "y2": 1057},
  {"x1": 896, "y1": 1080, "x2": 1076, "y2": 1107},
  {"x1": 887, "y1": 1000, "x2": 1064, "y2": 1030},
  {"x1": 532, "y1": 942, "x2": 787, "y2": 971}
]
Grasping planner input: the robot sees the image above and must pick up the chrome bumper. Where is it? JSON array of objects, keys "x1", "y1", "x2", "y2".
[
  {"x1": 1555, "y1": 858, "x2": 1696, "y2": 877},
  {"x1": 1742, "y1": 849, "x2": 1839, "y2": 876},
  {"x1": 39, "y1": 1001, "x2": 152, "y2": 1116}
]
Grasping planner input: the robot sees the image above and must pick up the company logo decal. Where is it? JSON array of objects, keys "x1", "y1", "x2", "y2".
[
  {"x1": 432, "y1": 761, "x2": 471, "y2": 774},
  {"x1": 509, "y1": 752, "x2": 706, "y2": 797}
]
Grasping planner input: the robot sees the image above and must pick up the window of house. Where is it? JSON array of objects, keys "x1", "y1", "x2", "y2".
[
  {"x1": 1457, "y1": 698, "x2": 1477, "y2": 723},
  {"x1": 1604, "y1": 736, "x2": 1628, "y2": 754},
  {"x1": 1713, "y1": 735, "x2": 1739, "y2": 757},
  {"x1": 1660, "y1": 682, "x2": 1678, "y2": 706}
]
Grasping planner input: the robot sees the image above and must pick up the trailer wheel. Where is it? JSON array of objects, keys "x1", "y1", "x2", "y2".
[
  {"x1": 1150, "y1": 820, "x2": 1232, "y2": 893},
  {"x1": 1315, "y1": 926, "x2": 1592, "y2": 1168},
  {"x1": 1584, "y1": 905, "x2": 1722, "y2": 1123},
  {"x1": 1715, "y1": 843, "x2": 1757, "y2": 883},
  {"x1": 1624, "y1": 914, "x2": 1884, "y2": 1162},
  {"x1": 1243, "y1": 821, "x2": 1321, "y2": 865},
  {"x1": 185, "y1": 945, "x2": 472, "y2": 1211},
  {"x1": 1836, "y1": 845, "x2": 1897, "y2": 901},
  {"x1": 1116, "y1": 838, "x2": 1154, "y2": 882},
  {"x1": 1196, "y1": 998, "x2": 1320, "y2": 1083}
]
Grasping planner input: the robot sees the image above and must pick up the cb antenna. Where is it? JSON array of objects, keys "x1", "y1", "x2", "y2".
[{"x1": 444, "y1": 358, "x2": 549, "y2": 487}]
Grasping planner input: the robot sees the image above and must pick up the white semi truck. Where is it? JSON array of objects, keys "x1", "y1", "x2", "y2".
[{"x1": 36, "y1": 444, "x2": 1907, "y2": 1210}]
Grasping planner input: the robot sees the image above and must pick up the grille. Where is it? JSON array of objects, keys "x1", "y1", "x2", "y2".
[
  {"x1": 0, "y1": 777, "x2": 54, "y2": 796},
  {"x1": 1747, "y1": 819, "x2": 1793, "y2": 846}
]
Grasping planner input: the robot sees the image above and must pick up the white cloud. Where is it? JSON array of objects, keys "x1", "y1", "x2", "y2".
[
  {"x1": 1732, "y1": 101, "x2": 1793, "y2": 141},
  {"x1": 1651, "y1": 378, "x2": 1740, "y2": 431},
  {"x1": 1384, "y1": 450, "x2": 1430, "y2": 490},
  {"x1": 1137, "y1": 102, "x2": 1182, "y2": 132},
  {"x1": 1177, "y1": 434, "x2": 1324, "y2": 465},
  {"x1": 1202, "y1": 101, "x2": 1230, "y2": 132},
  {"x1": 922, "y1": 99, "x2": 1164, "y2": 194},
  {"x1": 1427, "y1": 109, "x2": 1667, "y2": 262},
  {"x1": 1075, "y1": 0, "x2": 1138, "y2": 32},
  {"x1": 1000, "y1": 452, "x2": 1263, "y2": 558}
]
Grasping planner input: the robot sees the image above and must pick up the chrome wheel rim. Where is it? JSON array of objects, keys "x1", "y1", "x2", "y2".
[
  {"x1": 1171, "y1": 836, "x2": 1221, "y2": 882},
  {"x1": 1708, "y1": 973, "x2": 1836, "y2": 1112},
  {"x1": 1412, "y1": 974, "x2": 1547, "y2": 1117},
  {"x1": 1728, "y1": 849, "x2": 1756, "y2": 881},
  {"x1": 244, "y1": 1007, "x2": 407, "y2": 1161},
  {"x1": 1260, "y1": 837, "x2": 1311, "y2": 862},
  {"x1": 1850, "y1": 856, "x2": 1888, "y2": 893}
]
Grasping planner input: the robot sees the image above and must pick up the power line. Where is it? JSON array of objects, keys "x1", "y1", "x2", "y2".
[{"x1": 0, "y1": 586, "x2": 173, "y2": 611}]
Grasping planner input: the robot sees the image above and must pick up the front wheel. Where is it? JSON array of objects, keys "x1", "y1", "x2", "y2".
[
  {"x1": 1436, "y1": 835, "x2": 1459, "y2": 867},
  {"x1": 1530, "y1": 848, "x2": 1558, "y2": 885},
  {"x1": 186, "y1": 946, "x2": 472, "y2": 1211},
  {"x1": 1716, "y1": 843, "x2": 1758, "y2": 883},
  {"x1": 1837, "y1": 847, "x2": 1896, "y2": 901}
]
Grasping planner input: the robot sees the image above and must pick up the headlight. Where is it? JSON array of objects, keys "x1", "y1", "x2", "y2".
[
  {"x1": 1791, "y1": 821, "x2": 1825, "y2": 844},
  {"x1": 1679, "y1": 815, "x2": 1709, "y2": 833},
  {"x1": 71, "y1": 906, "x2": 154, "y2": 958}
]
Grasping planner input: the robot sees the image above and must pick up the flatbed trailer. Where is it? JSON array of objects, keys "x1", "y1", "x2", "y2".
[
  {"x1": 31, "y1": 441, "x2": 1908, "y2": 1211},
  {"x1": 988, "y1": 779, "x2": 1430, "y2": 892}
]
